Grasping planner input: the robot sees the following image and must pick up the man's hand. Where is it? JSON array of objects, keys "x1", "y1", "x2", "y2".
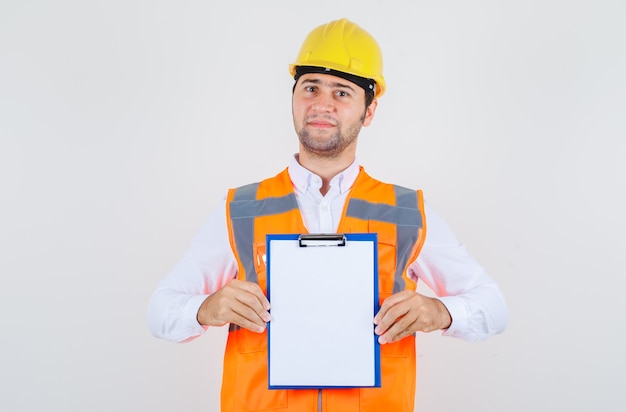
[
  {"x1": 197, "y1": 279, "x2": 271, "y2": 333},
  {"x1": 373, "y1": 291, "x2": 452, "y2": 344}
]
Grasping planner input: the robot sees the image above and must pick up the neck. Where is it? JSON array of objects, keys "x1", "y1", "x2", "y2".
[{"x1": 297, "y1": 149, "x2": 356, "y2": 196}]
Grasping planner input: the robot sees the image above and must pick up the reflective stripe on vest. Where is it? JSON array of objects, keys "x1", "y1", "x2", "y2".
[
  {"x1": 228, "y1": 182, "x2": 299, "y2": 333},
  {"x1": 346, "y1": 185, "x2": 422, "y2": 293},
  {"x1": 229, "y1": 182, "x2": 299, "y2": 285}
]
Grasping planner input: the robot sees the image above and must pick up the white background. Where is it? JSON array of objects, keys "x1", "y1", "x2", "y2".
[{"x1": 1, "y1": 1, "x2": 625, "y2": 411}]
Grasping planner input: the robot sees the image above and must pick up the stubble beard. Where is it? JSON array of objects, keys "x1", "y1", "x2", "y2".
[{"x1": 297, "y1": 115, "x2": 365, "y2": 159}]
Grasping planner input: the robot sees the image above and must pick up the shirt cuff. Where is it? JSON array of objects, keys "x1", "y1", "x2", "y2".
[
  {"x1": 182, "y1": 294, "x2": 210, "y2": 337},
  {"x1": 436, "y1": 295, "x2": 469, "y2": 338}
]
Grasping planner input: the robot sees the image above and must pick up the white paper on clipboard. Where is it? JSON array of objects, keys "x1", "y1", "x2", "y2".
[{"x1": 266, "y1": 233, "x2": 380, "y2": 389}]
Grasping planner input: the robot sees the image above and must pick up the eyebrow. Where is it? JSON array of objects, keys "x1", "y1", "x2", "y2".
[{"x1": 301, "y1": 78, "x2": 357, "y2": 93}]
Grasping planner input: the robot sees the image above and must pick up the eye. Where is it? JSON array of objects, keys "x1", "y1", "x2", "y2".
[
  {"x1": 305, "y1": 85, "x2": 317, "y2": 93},
  {"x1": 335, "y1": 90, "x2": 349, "y2": 97}
]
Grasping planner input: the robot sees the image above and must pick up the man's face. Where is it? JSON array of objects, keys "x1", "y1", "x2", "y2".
[{"x1": 292, "y1": 73, "x2": 377, "y2": 159}]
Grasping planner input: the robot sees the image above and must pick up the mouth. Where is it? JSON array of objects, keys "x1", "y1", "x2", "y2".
[{"x1": 306, "y1": 118, "x2": 337, "y2": 129}]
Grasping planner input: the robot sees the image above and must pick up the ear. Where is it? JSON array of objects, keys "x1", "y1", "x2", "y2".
[{"x1": 362, "y1": 99, "x2": 378, "y2": 127}]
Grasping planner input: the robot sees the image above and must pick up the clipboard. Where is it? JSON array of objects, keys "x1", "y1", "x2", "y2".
[{"x1": 266, "y1": 233, "x2": 381, "y2": 389}]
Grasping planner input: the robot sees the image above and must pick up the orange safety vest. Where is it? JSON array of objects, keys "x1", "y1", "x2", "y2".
[{"x1": 222, "y1": 167, "x2": 426, "y2": 412}]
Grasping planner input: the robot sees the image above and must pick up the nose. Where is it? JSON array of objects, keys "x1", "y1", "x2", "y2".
[{"x1": 312, "y1": 92, "x2": 334, "y2": 112}]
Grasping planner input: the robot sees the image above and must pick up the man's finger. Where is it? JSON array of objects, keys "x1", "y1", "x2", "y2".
[
  {"x1": 234, "y1": 280, "x2": 271, "y2": 310},
  {"x1": 373, "y1": 291, "x2": 412, "y2": 325}
]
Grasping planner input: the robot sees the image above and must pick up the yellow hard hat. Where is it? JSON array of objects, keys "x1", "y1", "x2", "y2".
[{"x1": 289, "y1": 18, "x2": 386, "y2": 98}]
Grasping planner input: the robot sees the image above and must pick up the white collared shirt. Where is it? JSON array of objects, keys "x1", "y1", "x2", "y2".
[{"x1": 147, "y1": 157, "x2": 508, "y2": 343}]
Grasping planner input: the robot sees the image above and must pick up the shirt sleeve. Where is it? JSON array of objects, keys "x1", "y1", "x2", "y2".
[
  {"x1": 146, "y1": 198, "x2": 238, "y2": 343},
  {"x1": 408, "y1": 201, "x2": 509, "y2": 342}
]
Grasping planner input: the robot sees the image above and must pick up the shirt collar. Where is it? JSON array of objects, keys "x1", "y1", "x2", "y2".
[{"x1": 288, "y1": 154, "x2": 360, "y2": 194}]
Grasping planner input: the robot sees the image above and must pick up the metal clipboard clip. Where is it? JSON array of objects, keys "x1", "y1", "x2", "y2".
[{"x1": 298, "y1": 234, "x2": 346, "y2": 247}]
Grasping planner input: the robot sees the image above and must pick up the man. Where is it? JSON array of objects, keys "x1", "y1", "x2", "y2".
[{"x1": 148, "y1": 18, "x2": 508, "y2": 412}]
